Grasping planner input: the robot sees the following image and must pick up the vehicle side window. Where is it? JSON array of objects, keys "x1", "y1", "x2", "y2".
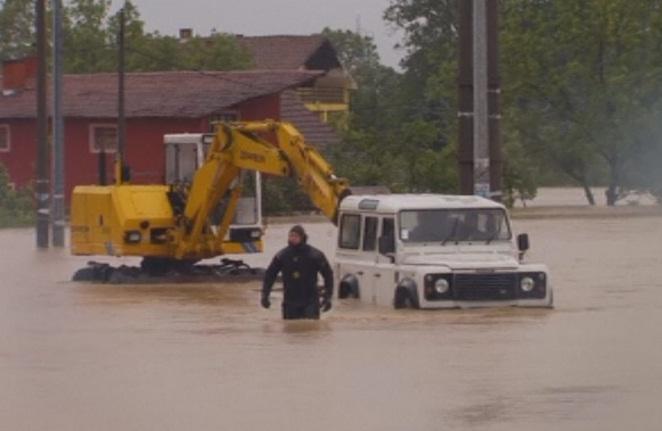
[
  {"x1": 339, "y1": 214, "x2": 361, "y2": 249},
  {"x1": 362, "y1": 216, "x2": 378, "y2": 251},
  {"x1": 382, "y1": 217, "x2": 395, "y2": 250}
]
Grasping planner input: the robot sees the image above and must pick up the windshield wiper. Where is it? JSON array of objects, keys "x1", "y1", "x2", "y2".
[{"x1": 442, "y1": 218, "x2": 460, "y2": 245}]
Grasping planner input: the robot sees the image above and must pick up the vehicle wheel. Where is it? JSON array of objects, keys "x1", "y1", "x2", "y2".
[
  {"x1": 339, "y1": 281, "x2": 360, "y2": 299},
  {"x1": 394, "y1": 283, "x2": 420, "y2": 309},
  {"x1": 338, "y1": 282, "x2": 349, "y2": 299},
  {"x1": 393, "y1": 287, "x2": 414, "y2": 309},
  {"x1": 347, "y1": 282, "x2": 359, "y2": 298},
  {"x1": 403, "y1": 295, "x2": 416, "y2": 309}
]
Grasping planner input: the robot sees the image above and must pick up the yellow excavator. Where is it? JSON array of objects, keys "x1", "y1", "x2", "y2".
[{"x1": 70, "y1": 121, "x2": 350, "y2": 281}]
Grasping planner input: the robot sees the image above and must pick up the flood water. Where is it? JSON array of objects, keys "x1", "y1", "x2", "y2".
[{"x1": 2, "y1": 215, "x2": 662, "y2": 430}]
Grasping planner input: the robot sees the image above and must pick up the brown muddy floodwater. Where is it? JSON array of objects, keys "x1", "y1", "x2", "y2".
[{"x1": 2, "y1": 215, "x2": 662, "y2": 430}]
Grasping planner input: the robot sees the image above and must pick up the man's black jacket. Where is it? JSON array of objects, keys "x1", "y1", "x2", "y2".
[{"x1": 262, "y1": 243, "x2": 334, "y2": 306}]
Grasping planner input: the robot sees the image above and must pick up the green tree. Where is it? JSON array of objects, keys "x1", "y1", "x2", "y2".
[
  {"x1": 322, "y1": 27, "x2": 402, "y2": 131},
  {"x1": 173, "y1": 34, "x2": 251, "y2": 71},
  {"x1": 324, "y1": 26, "x2": 458, "y2": 194},
  {"x1": 64, "y1": 0, "x2": 115, "y2": 72},
  {"x1": 385, "y1": 0, "x2": 662, "y2": 205},
  {"x1": 60, "y1": 0, "x2": 251, "y2": 73},
  {"x1": 0, "y1": 0, "x2": 35, "y2": 60},
  {"x1": 384, "y1": 0, "x2": 458, "y2": 127},
  {"x1": 502, "y1": 0, "x2": 662, "y2": 205},
  {"x1": 500, "y1": 128, "x2": 538, "y2": 207}
]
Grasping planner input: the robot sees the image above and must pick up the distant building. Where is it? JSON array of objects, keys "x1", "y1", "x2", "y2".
[
  {"x1": 0, "y1": 57, "x2": 320, "y2": 198},
  {"x1": 235, "y1": 34, "x2": 354, "y2": 123},
  {"x1": 221, "y1": 33, "x2": 355, "y2": 145},
  {"x1": 0, "y1": 33, "x2": 353, "y2": 200}
]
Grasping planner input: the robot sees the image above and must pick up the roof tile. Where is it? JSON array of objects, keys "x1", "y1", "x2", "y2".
[
  {"x1": 280, "y1": 90, "x2": 341, "y2": 149},
  {"x1": 237, "y1": 35, "x2": 327, "y2": 70},
  {"x1": 0, "y1": 69, "x2": 321, "y2": 119}
]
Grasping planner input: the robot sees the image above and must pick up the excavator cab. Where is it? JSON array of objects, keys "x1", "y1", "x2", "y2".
[{"x1": 164, "y1": 133, "x2": 264, "y2": 251}]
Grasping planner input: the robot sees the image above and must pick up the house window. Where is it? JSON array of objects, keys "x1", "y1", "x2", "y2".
[
  {"x1": 338, "y1": 213, "x2": 361, "y2": 250},
  {"x1": 0, "y1": 125, "x2": 10, "y2": 152},
  {"x1": 89, "y1": 124, "x2": 118, "y2": 153}
]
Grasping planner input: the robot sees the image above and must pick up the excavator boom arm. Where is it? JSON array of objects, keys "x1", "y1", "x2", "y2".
[
  {"x1": 231, "y1": 121, "x2": 350, "y2": 221},
  {"x1": 175, "y1": 121, "x2": 350, "y2": 259}
]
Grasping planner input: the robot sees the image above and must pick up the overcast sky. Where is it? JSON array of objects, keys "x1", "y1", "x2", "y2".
[{"x1": 109, "y1": 0, "x2": 405, "y2": 68}]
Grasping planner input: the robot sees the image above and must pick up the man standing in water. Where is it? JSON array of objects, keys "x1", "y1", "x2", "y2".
[{"x1": 261, "y1": 225, "x2": 334, "y2": 320}]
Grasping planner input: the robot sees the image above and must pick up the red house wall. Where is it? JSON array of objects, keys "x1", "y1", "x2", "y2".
[
  {"x1": 236, "y1": 94, "x2": 280, "y2": 121},
  {"x1": 65, "y1": 117, "x2": 207, "y2": 189},
  {"x1": 0, "y1": 93, "x2": 281, "y2": 202},
  {"x1": 0, "y1": 119, "x2": 37, "y2": 189}
]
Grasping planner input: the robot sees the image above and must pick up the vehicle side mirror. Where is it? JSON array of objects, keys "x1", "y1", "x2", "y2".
[
  {"x1": 378, "y1": 235, "x2": 395, "y2": 255},
  {"x1": 517, "y1": 233, "x2": 530, "y2": 253}
]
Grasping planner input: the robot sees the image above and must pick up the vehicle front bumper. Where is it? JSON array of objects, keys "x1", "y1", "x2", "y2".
[{"x1": 419, "y1": 270, "x2": 554, "y2": 309}]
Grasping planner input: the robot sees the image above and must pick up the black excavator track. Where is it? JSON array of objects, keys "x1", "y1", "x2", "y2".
[{"x1": 72, "y1": 258, "x2": 265, "y2": 284}]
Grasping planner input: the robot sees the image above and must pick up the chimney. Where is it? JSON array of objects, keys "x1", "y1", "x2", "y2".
[
  {"x1": 179, "y1": 28, "x2": 193, "y2": 41},
  {"x1": 2, "y1": 56, "x2": 38, "y2": 92}
]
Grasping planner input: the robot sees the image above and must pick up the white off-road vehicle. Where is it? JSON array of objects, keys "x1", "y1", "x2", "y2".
[{"x1": 334, "y1": 194, "x2": 553, "y2": 309}]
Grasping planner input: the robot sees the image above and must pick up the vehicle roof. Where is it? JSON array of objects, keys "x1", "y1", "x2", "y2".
[{"x1": 339, "y1": 194, "x2": 506, "y2": 213}]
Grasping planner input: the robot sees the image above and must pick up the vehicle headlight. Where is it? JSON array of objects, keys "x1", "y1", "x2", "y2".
[
  {"x1": 124, "y1": 230, "x2": 142, "y2": 244},
  {"x1": 520, "y1": 276, "x2": 535, "y2": 292},
  {"x1": 434, "y1": 278, "x2": 450, "y2": 294}
]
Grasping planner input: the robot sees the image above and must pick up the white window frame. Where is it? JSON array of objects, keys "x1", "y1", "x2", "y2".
[
  {"x1": 0, "y1": 124, "x2": 10, "y2": 152},
  {"x1": 89, "y1": 123, "x2": 118, "y2": 153}
]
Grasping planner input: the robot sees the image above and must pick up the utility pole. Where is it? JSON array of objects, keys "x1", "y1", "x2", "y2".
[
  {"x1": 486, "y1": 0, "x2": 502, "y2": 198},
  {"x1": 35, "y1": 0, "x2": 50, "y2": 248},
  {"x1": 472, "y1": 0, "x2": 490, "y2": 198},
  {"x1": 52, "y1": 0, "x2": 65, "y2": 247},
  {"x1": 116, "y1": 6, "x2": 127, "y2": 184},
  {"x1": 457, "y1": 0, "x2": 502, "y2": 200},
  {"x1": 457, "y1": 0, "x2": 473, "y2": 195}
]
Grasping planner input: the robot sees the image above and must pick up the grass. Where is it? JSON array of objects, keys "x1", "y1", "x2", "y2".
[{"x1": 0, "y1": 164, "x2": 35, "y2": 228}]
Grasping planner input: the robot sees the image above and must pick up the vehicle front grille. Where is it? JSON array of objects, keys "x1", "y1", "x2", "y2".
[{"x1": 453, "y1": 273, "x2": 517, "y2": 301}]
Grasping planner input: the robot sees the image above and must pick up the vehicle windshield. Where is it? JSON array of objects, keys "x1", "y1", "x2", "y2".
[{"x1": 399, "y1": 208, "x2": 511, "y2": 243}]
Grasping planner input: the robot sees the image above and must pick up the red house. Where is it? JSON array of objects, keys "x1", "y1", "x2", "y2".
[{"x1": 0, "y1": 58, "x2": 321, "y2": 199}]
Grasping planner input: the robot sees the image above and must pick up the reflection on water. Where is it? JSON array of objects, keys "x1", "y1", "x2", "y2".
[{"x1": 1, "y1": 215, "x2": 662, "y2": 430}]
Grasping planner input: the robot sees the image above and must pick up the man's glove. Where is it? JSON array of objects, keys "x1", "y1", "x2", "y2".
[
  {"x1": 320, "y1": 297, "x2": 332, "y2": 312},
  {"x1": 261, "y1": 296, "x2": 271, "y2": 309}
]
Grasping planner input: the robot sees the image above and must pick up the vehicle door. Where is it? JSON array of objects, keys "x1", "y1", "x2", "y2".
[
  {"x1": 335, "y1": 213, "x2": 367, "y2": 298},
  {"x1": 359, "y1": 215, "x2": 380, "y2": 305},
  {"x1": 372, "y1": 216, "x2": 397, "y2": 306}
]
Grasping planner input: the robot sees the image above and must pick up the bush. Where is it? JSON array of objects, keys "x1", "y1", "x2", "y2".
[
  {"x1": 0, "y1": 163, "x2": 34, "y2": 228},
  {"x1": 262, "y1": 176, "x2": 315, "y2": 216}
]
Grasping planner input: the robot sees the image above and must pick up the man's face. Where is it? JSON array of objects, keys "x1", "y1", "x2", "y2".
[{"x1": 288, "y1": 231, "x2": 302, "y2": 246}]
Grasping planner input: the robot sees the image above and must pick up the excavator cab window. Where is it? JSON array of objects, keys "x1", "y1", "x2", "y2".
[
  {"x1": 164, "y1": 133, "x2": 262, "y2": 231},
  {"x1": 164, "y1": 133, "x2": 212, "y2": 184}
]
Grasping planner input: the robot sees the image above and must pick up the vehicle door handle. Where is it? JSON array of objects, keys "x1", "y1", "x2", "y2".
[
  {"x1": 374, "y1": 273, "x2": 381, "y2": 278},
  {"x1": 357, "y1": 271, "x2": 364, "y2": 276}
]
